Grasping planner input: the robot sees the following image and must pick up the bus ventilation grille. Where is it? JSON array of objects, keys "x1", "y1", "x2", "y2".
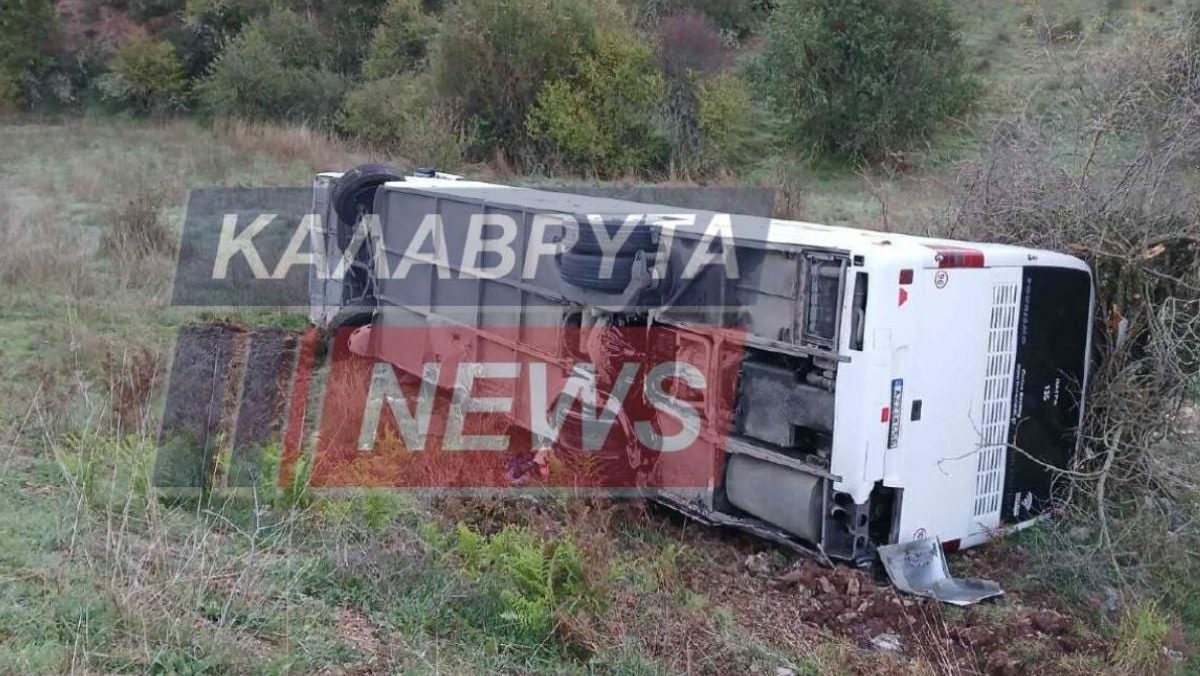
[{"x1": 973, "y1": 283, "x2": 1020, "y2": 519}]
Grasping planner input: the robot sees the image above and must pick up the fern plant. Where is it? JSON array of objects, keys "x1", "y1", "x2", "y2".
[{"x1": 451, "y1": 523, "x2": 598, "y2": 643}]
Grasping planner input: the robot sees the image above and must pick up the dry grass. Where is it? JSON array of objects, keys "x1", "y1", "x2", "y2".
[
  {"x1": 99, "y1": 180, "x2": 176, "y2": 263},
  {"x1": 0, "y1": 196, "x2": 95, "y2": 297},
  {"x1": 212, "y1": 118, "x2": 410, "y2": 175}
]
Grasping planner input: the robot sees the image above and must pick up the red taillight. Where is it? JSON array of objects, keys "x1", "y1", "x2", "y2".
[
  {"x1": 898, "y1": 268, "x2": 913, "y2": 284},
  {"x1": 880, "y1": 407, "x2": 890, "y2": 423},
  {"x1": 930, "y1": 246, "x2": 985, "y2": 268}
]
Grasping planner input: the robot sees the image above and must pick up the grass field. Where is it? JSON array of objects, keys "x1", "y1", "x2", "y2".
[{"x1": 0, "y1": 1, "x2": 1197, "y2": 673}]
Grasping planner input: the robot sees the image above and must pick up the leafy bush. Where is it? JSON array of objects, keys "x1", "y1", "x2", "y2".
[
  {"x1": 99, "y1": 35, "x2": 188, "y2": 114},
  {"x1": 0, "y1": 0, "x2": 58, "y2": 110},
  {"x1": 336, "y1": 73, "x2": 464, "y2": 168},
  {"x1": 758, "y1": 0, "x2": 979, "y2": 161},
  {"x1": 526, "y1": 31, "x2": 665, "y2": 176},
  {"x1": 362, "y1": 0, "x2": 439, "y2": 80},
  {"x1": 127, "y1": 0, "x2": 186, "y2": 21},
  {"x1": 655, "y1": 10, "x2": 741, "y2": 175},
  {"x1": 198, "y1": 10, "x2": 350, "y2": 125},
  {"x1": 431, "y1": 0, "x2": 601, "y2": 157},
  {"x1": 184, "y1": 0, "x2": 270, "y2": 38},
  {"x1": 657, "y1": 9, "x2": 729, "y2": 79},
  {"x1": 452, "y1": 524, "x2": 598, "y2": 643},
  {"x1": 247, "y1": 8, "x2": 331, "y2": 70},
  {"x1": 321, "y1": 0, "x2": 391, "y2": 74},
  {"x1": 696, "y1": 71, "x2": 754, "y2": 173},
  {"x1": 174, "y1": 0, "x2": 271, "y2": 79},
  {"x1": 0, "y1": 68, "x2": 22, "y2": 113},
  {"x1": 650, "y1": 0, "x2": 766, "y2": 40}
]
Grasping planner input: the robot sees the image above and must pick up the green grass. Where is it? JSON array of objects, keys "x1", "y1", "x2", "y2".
[
  {"x1": 0, "y1": 117, "x2": 843, "y2": 674},
  {"x1": 1, "y1": 4, "x2": 1194, "y2": 663}
]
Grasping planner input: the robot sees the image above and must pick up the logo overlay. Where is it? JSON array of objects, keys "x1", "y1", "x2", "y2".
[{"x1": 156, "y1": 186, "x2": 778, "y2": 492}]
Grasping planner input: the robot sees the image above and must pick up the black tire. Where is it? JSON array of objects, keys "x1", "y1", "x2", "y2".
[
  {"x1": 558, "y1": 249, "x2": 646, "y2": 293},
  {"x1": 566, "y1": 214, "x2": 655, "y2": 255},
  {"x1": 332, "y1": 163, "x2": 403, "y2": 248}
]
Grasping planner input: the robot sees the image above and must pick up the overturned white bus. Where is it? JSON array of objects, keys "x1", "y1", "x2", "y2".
[{"x1": 308, "y1": 165, "x2": 1094, "y2": 569}]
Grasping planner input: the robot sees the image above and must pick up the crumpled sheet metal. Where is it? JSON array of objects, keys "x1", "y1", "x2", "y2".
[{"x1": 877, "y1": 537, "x2": 1003, "y2": 606}]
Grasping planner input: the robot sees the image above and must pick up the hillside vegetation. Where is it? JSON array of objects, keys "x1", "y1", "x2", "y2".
[{"x1": 0, "y1": 0, "x2": 1198, "y2": 673}]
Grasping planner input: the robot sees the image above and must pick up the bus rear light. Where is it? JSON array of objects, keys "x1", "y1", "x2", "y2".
[
  {"x1": 898, "y1": 268, "x2": 913, "y2": 284},
  {"x1": 930, "y1": 246, "x2": 985, "y2": 268},
  {"x1": 880, "y1": 407, "x2": 890, "y2": 423}
]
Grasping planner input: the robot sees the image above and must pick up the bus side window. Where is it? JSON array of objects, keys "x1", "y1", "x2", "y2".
[
  {"x1": 850, "y1": 272, "x2": 868, "y2": 351},
  {"x1": 801, "y1": 252, "x2": 846, "y2": 348}
]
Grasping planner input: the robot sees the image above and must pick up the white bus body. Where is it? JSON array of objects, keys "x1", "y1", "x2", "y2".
[{"x1": 310, "y1": 170, "x2": 1094, "y2": 564}]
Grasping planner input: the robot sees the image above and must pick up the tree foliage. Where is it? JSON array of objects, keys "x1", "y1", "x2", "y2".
[
  {"x1": 198, "y1": 9, "x2": 349, "y2": 125},
  {"x1": 526, "y1": 31, "x2": 665, "y2": 176},
  {"x1": 336, "y1": 73, "x2": 464, "y2": 168},
  {"x1": 362, "y1": 0, "x2": 438, "y2": 80},
  {"x1": 0, "y1": 0, "x2": 58, "y2": 109},
  {"x1": 99, "y1": 35, "x2": 188, "y2": 114},
  {"x1": 758, "y1": 0, "x2": 978, "y2": 161},
  {"x1": 431, "y1": 0, "x2": 601, "y2": 155}
]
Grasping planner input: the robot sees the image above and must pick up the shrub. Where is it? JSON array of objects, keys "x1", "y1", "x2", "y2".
[
  {"x1": 246, "y1": 8, "x2": 330, "y2": 70},
  {"x1": 758, "y1": 0, "x2": 979, "y2": 161},
  {"x1": 198, "y1": 10, "x2": 350, "y2": 125},
  {"x1": 452, "y1": 524, "x2": 599, "y2": 644},
  {"x1": 657, "y1": 9, "x2": 729, "y2": 79},
  {"x1": 655, "y1": 10, "x2": 739, "y2": 175},
  {"x1": 99, "y1": 181, "x2": 176, "y2": 263},
  {"x1": 0, "y1": 0, "x2": 58, "y2": 110},
  {"x1": 651, "y1": 0, "x2": 766, "y2": 40},
  {"x1": 336, "y1": 73, "x2": 465, "y2": 168},
  {"x1": 128, "y1": 0, "x2": 186, "y2": 21},
  {"x1": 361, "y1": 0, "x2": 439, "y2": 80},
  {"x1": 0, "y1": 67, "x2": 22, "y2": 112},
  {"x1": 322, "y1": 0, "x2": 391, "y2": 74},
  {"x1": 99, "y1": 35, "x2": 188, "y2": 114},
  {"x1": 696, "y1": 71, "x2": 754, "y2": 173},
  {"x1": 431, "y1": 0, "x2": 601, "y2": 157},
  {"x1": 526, "y1": 30, "x2": 665, "y2": 176},
  {"x1": 176, "y1": 0, "x2": 272, "y2": 78}
]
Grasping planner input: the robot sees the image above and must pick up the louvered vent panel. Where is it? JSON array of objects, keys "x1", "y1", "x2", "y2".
[{"x1": 974, "y1": 283, "x2": 1020, "y2": 518}]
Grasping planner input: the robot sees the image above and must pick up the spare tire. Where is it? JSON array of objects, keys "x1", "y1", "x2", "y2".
[
  {"x1": 567, "y1": 214, "x2": 655, "y2": 255},
  {"x1": 332, "y1": 163, "x2": 403, "y2": 248},
  {"x1": 558, "y1": 249, "x2": 647, "y2": 293}
]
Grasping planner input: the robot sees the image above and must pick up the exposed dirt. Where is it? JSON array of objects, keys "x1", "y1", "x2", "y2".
[{"x1": 436, "y1": 496, "x2": 1112, "y2": 674}]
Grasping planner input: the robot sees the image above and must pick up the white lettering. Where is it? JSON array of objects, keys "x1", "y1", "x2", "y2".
[
  {"x1": 356, "y1": 362, "x2": 441, "y2": 451},
  {"x1": 444, "y1": 362, "x2": 518, "y2": 451},
  {"x1": 271, "y1": 214, "x2": 321, "y2": 279},
  {"x1": 636, "y1": 361, "x2": 705, "y2": 452},
  {"x1": 681, "y1": 214, "x2": 739, "y2": 279},
  {"x1": 213, "y1": 214, "x2": 274, "y2": 279},
  {"x1": 394, "y1": 214, "x2": 452, "y2": 279},
  {"x1": 461, "y1": 214, "x2": 518, "y2": 279}
]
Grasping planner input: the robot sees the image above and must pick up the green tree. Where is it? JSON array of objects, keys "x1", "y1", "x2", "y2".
[
  {"x1": 362, "y1": 0, "x2": 439, "y2": 80},
  {"x1": 0, "y1": 0, "x2": 57, "y2": 110},
  {"x1": 696, "y1": 71, "x2": 754, "y2": 174},
  {"x1": 336, "y1": 73, "x2": 465, "y2": 168},
  {"x1": 526, "y1": 31, "x2": 665, "y2": 176},
  {"x1": 758, "y1": 0, "x2": 978, "y2": 161},
  {"x1": 100, "y1": 35, "x2": 188, "y2": 114},
  {"x1": 431, "y1": 0, "x2": 601, "y2": 156},
  {"x1": 198, "y1": 9, "x2": 350, "y2": 125}
]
